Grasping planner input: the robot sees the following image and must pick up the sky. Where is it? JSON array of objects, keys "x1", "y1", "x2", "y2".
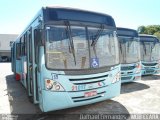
[{"x1": 0, "y1": 0, "x2": 160, "y2": 34}]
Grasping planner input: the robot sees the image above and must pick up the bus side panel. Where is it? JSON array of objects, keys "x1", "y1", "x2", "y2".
[
  {"x1": 20, "y1": 56, "x2": 27, "y2": 88},
  {"x1": 15, "y1": 60, "x2": 21, "y2": 81},
  {"x1": 11, "y1": 47, "x2": 14, "y2": 72},
  {"x1": 11, "y1": 43, "x2": 16, "y2": 74},
  {"x1": 38, "y1": 47, "x2": 45, "y2": 111}
]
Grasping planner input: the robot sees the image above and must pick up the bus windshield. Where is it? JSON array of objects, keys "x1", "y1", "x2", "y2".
[
  {"x1": 119, "y1": 37, "x2": 140, "y2": 64},
  {"x1": 140, "y1": 41, "x2": 160, "y2": 62},
  {"x1": 45, "y1": 25, "x2": 119, "y2": 70}
]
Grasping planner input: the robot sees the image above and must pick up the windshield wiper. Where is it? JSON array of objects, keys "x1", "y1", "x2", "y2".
[
  {"x1": 90, "y1": 25, "x2": 104, "y2": 59},
  {"x1": 119, "y1": 42, "x2": 123, "y2": 54},
  {"x1": 65, "y1": 21, "x2": 76, "y2": 65},
  {"x1": 119, "y1": 42, "x2": 125, "y2": 63},
  {"x1": 142, "y1": 42, "x2": 147, "y2": 55},
  {"x1": 126, "y1": 37, "x2": 135, "y2": 52},
  {"x1": 91, "y1": 25, "x2": 104, "y2": 46},
  {"x1": 127, "y1": 42, "x2": 130, "y2": 52},
  {"x1": 151, "y1": 42, "x2": 157, "y2": 53}
]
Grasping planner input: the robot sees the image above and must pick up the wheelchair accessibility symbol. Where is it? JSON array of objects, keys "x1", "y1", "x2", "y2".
[{"x1": 91, "y1": 58, "x2": 99, "y2": 68}]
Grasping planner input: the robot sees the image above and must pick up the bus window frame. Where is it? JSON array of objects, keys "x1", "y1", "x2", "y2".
[
  {"x1": 34, "y1": 28, "x2": 42, "y2": 65},
  {"x1": 44, "y1": 24, "x2": 119, "y2": 72},
  {"x1": 24, "y1": 33, "x2": 27, "y2": 56},
  {"x1": 29, "y1": 28, "x2": 32, "y2": 63},
  {"x1": 16, "y1": 43, "x2": 21, "y2": 60}
]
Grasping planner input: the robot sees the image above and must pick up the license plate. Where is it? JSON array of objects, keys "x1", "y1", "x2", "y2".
[{"x1": 84, "y1": 91, "x2": 97, "y2": 97}]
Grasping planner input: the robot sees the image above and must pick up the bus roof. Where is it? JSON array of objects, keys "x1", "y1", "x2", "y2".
[
  {"x1": 15, "y1": 7, "x2": 116, "y2": 42},
  {"x1": 139, "y1": 34, "x2": 157, "y2": 37},
  {"x1": 117, "y1": 27, "x2": 138, "y2": 37},
  {"x1": 43, "y1": 7, "x2": 116, "y2": 27},
  {"x1": 139, "y1": 34, "x2": 159, "y2": 42}
]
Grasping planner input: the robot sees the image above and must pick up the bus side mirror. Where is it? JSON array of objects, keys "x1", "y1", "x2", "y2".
[{"x1": 34, "y1": 29, "x2": 44, "y2": 46}]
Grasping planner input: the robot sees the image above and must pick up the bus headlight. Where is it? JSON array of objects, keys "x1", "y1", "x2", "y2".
[
  {"x1": 45, "y1": 79, "x2": 65, "y2": 91},
  {"x1": 135, "y1": 63, "x2": 141, "y2": 74},
  {"x1": 135, "y1": 70, "x2": 141, "y2": 74},
  {"x1": 112, "y1": 72, "x2": 121, "y2": 84},
  {"x1": 157, "y1": 60, "x2": 160, "y2": 64},
  {"x1": 155, "y1": 64, "x2": 160, "y2": 68},
  {"x1": 136, "y1": 63, "x2": 141, "y2": 69}
]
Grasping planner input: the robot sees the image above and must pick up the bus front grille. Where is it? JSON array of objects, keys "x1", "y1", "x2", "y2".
[
  {"x1": 142, "y1": 63, "x2": 157, "y2": 66},
  {"x1": 68, "y1": 74, "x2": 108, "y2": 85},
  {"x1": 71, "y1": 91, "x2": 106, "y2": 102},
  {"x1": 121, "y1": 66, "x2": 135, "y2": 71},
  {"x1": 121, "y1": 76, "x2": 132, "y2": 81},
  {"x1": 145, "y1": 69, "x2": 155, "y2": 73}
]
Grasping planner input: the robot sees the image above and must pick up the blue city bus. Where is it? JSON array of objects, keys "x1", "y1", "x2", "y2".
[
  {"x1": 11, "y1": 41, "x2": 22, "y2": 80},
  {"x1": 117, "y1": 27, "x2": 141, "y2": 83},
  {"x1": 11, "y1": 7, "x2": 121, "y2": 112},
  {"x1": 11, "y1": 42, "x2": 15, "y2": 72},
  {"x1": 139, "y1": 34, "x2": 160, "y2": 75}
]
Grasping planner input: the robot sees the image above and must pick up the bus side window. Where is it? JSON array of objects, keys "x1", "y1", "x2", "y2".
[
  {"x1": 20, "y1": 38, "x2": 22, "y2": 57},
  {"x1": 29, "y1": 30, "x2": 32, "y2": 63},
  {"x1": 34, "y1": 29, "x2": 42, "y2": 65},
  {"x1": 16, "y1": 43, "x2": 21, "y2": 60},
  {"x1": 22, "y1": 36, "x2": 25, "y2": 56},
  {"x1": 24, "y1": 34, "x2": 27, "y2": 56}
]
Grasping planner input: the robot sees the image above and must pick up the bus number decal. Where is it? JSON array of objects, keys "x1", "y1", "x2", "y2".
[
  {"x1": 72, "y1": 86, "x2": 77, "y2": 91},
  {"x1": 72, "y1": 85, "x2": 86, "y2": 91},
  {"x1": 51, "y1": 73, "x2": 58, "y2": 80}
]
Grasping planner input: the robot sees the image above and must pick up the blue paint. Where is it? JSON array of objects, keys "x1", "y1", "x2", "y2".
[
  {"x1": 91, "y1": 58, "x2": 99, "y2": 68},
  {"x1": 52, "y1": 73, "x2": 58, "y2": 80}
]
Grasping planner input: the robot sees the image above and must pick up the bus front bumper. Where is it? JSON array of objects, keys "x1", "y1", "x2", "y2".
[
  {"x1": 40, "y1": 81, "x2": 121, "y2": 112},
  {"x1": 121, "y1": 73, "x2": 141, "y2": 83},
  {"x1": 141, "y1": 68, "x2": 160, "y2": 75}
]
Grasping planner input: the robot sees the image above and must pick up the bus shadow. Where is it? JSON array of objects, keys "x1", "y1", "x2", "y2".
[
  {"x1": 5, "y1": 74, "x2": 130, "y2": 120},
  {"x1": 141, "y1": 75, "x2": 160, "y2": 81},
  {"x1": 38, "y1": 100, "x2": 130, "y2": 120},
  {"x1": 5, "y1": 74, "x2": 41, "y2": 114},
  {"x1": 49, "y1": 99, "x2": 130, "y2": 114},
  {"x1": 121, "y1": 82, "x2": 150, "y2": 94}
]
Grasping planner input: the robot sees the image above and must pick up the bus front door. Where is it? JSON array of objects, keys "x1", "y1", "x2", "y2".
[{"x1": 26, "y1": 28, "x2": 39, "y2": 104}]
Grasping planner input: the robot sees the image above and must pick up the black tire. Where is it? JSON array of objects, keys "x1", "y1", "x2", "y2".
[{"x1": 28, "y1": 96, "x2": 34, "y2": 103}]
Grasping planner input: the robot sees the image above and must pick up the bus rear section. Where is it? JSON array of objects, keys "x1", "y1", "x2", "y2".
[
  {"x1": 139, "y1": 34, "x2": 160, "y2": 75},
  {"x1": 11, "y1": 42, "x2": 15, "y2": 73},
  {"x1": 12, "y1": 42, "x2": 22, "y2": 81},
  {"x1": 12, "y1": 7, "x2": 121, "y2": 112},
  {"x1": 117, "y1": 27, "x2": 141, "y2": 83}
]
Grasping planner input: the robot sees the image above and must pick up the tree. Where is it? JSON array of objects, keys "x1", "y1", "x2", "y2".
[
  {"x1": 154, "y1": 32, "x2": 160, "y2": 39},
  {"x1": 137, "y1": 26, "x2": 146, "y2": 34},
  {"x1": 137, "y1": 25, "x2": 160, "y2": 39}
]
